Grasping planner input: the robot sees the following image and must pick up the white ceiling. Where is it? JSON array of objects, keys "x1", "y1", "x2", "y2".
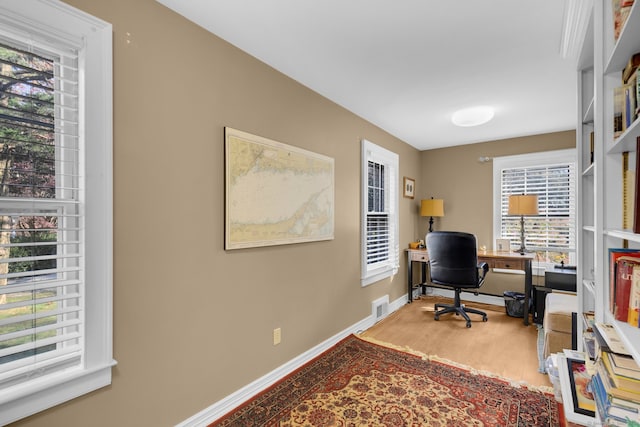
[{"x1": 156, "y1": 0, "x2": 578, "y2": 151}]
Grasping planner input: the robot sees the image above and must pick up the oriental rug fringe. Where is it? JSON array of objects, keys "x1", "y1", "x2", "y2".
[{"x1": 210, "y1": 334, "x2": 560, "y2": 426}]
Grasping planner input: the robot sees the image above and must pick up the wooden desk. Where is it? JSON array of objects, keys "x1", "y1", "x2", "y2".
[{"x1": 406, "y1": 249, "x2": 535, "y2": 326}]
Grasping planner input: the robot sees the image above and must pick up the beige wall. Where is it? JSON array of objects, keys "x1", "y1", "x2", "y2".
[
  {"x1": 12, "y1": 0, "x2": 421, "y2": 426},
  {"x1": 10, "y1": 1, "x2": 575, "y2": 426},
  {"x1": 419, "y1": 130, "x2": 576, "y2": 296}
]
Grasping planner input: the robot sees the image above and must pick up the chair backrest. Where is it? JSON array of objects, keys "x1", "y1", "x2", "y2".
[{"x1": 426, "y1": 231, "x2": 480, "y2": 288}]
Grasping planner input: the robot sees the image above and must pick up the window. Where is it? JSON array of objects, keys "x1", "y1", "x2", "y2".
[
  {"x1": 0, "y1": 1, "x2": 113, "y2": 424},
  {"x1": 361, "y1": 140, "x2": 399, "y2": 286},
  {"x1": 493, "y1": 149, "x2": 576, "y2": 271}
]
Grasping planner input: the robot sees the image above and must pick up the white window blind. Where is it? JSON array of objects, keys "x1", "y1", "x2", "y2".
[
  {"x1": 0, "y1": 31, "x2": 83, "y2": 388},
  {"x1": 367, "y1": 161, "x2": 390, "y2": 265},
  {"x1": 0, "y1": 1, "x2": 113, "y2": 423},
  {"x1": 494, "y1": 150, "x2": 577, "y2": 266},
  {"x1": 361, "y1": 140, "x2": 399, "y2": 286}
]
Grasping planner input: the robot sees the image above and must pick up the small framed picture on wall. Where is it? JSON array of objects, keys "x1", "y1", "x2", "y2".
[{"x1": 403, "y1": 177, "x2": 415, "y2": 199}]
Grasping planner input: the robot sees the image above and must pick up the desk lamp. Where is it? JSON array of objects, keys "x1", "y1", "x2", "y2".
[
  {"x1": 420, "y1": 197, "x2": 444, "y2": 233},
  {"x1": 508, "y1": 194, "x2": 539, "y2": 255}
]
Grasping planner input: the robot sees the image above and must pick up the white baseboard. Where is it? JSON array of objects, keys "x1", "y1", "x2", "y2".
[
  {"x1": 176, "y1": 289, "x2": 506, "y2": 426},
  {"x1": 176, "y1": 293, "x2": 408, "y2": 427}
]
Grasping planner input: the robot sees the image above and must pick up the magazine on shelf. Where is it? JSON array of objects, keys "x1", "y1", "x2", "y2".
[
  {"x1": 594, "y1": 323, "x2": 631, "y2": 356},
  {"x1": 609, "y1": 351, "x2": 640, "y2": 378}
]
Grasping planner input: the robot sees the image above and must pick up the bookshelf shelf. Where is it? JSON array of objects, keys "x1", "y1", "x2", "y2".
[
  {"x1": 608, "y1": 115, "x2": 640, "y2": 154},
  {"x1": 605, "y1": 228, "x2": 640, "y2": 243}
]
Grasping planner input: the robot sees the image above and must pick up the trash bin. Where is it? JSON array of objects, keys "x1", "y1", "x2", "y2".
[{"x1": 504, "y1": 291, "x2": 526, "y2": 317}]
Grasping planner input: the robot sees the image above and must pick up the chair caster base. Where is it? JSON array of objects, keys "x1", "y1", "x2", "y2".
[{"x1": 433, "y1": 304, "x2": 487, "y2": 328}]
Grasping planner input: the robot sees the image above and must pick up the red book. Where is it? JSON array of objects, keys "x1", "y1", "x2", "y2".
[
  {"x1": 609, "y1": 249, "x2": 640, "y2": 313},
  {"x1": 615, "y1": 256, "x2": 640, "y2": 321}
]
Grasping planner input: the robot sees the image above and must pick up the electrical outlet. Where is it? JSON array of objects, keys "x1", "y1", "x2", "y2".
[{"x1": 273, "y1": 328, "x2": 281, "y2": 345}]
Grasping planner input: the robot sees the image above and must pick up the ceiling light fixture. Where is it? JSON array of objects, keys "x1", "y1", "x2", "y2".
[{"x1": 451, "y1": 106, "x2": 495, "y2": 127}]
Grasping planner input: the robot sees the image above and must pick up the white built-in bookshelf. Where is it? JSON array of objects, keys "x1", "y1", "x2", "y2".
[{"x1": 567, "y1": 0, "x2": 640, "y2": 425}]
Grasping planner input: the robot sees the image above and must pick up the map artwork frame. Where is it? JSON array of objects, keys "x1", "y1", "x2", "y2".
[{"x1": 224, "y1": 127, "x2": 335, "y2": 250}]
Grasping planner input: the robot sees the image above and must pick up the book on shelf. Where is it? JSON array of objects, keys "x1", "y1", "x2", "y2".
[
  {"x1": 632, "y1": 67, "x2": 640, "y2": 117},
  {"x1": 624, "y1": 159, "x2": 635, "y2": 230},
  {"x1": 609, "y1": 249, "x2": 640, "y2": 313},
  {"x1": 614, "y1": 85, "x2": 626, "y2": 137},
  {"x1": 613, "y1": 82, "x2": 637, "y2": 136},
  {"x1": 613, "y1": 0, "x2": 634, "y2": 41},
  {"x1": 637, "y1": 71, "x2": 640, "y2": 119},
  {"x1": 589, "y1": 324, "x2": 640, "y2": 427},
  {"x1": 626, "y1": 84, "x2": 637, "y2": 128},
  {"x1": 614, "y1": 257, "x2": 640, "y2": 321},
  {"x1": 609, "y1": 351, "x2": 640, "y2": 379},
  {"x1": 596, "y1": 351, "x2": 640, "y2": 401},
  {"x1": 595, "y1": 358, "x2": 640, "y2": 405},
  {"x1": 603, "y1": 350, "x2": 640, "y2": 394},
  {"x1": 625, "y1": 150, "x2": 636, "y2": 231},
  {"x1": 630, "y1": 262, "x2": 640, "y2": 326},
  {"x1": 590, "y1": 131, "x2": 594, "y2": 164},
  {"x1": 623, "y1": 52, "x2": 640, "y2": 84},
  {"x1": 591, "y1": 366, "x2": 640, "y2": 426}
]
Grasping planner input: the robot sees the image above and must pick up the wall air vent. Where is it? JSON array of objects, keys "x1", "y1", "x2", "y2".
[{"x1": 371, "y1": 295, "x2": 390, "y2": 323}]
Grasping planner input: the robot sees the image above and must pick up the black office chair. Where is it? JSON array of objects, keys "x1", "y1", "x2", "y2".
[{"x1": 426, "y1": 231, "x2": 490, "y2": 328}]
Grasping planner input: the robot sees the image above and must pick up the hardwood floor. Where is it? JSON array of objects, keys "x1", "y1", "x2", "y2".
[{"x1": 360, "y1": 295, "x2": 552, "y2": 388}]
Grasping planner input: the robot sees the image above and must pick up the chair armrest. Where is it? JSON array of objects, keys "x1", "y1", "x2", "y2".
[
  {"x1": 477, "y1": 262, "x2": 489, "y2": 283},
  {"x1": 478, "y1": 262, "x2": 489, "y2": 274}
]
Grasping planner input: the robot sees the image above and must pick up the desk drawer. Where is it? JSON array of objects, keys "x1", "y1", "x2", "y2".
[
  {"x1": 490, "y1": 259, "x2": 524, "y2": 270},
  {"x1": 410, "y1": 251, "x2": 428, "y2": 262}
]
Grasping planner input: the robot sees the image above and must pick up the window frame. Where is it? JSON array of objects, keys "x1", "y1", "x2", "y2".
[
  {"x1": 492, "y1": 149, "x2": 577, "y2": 274},
  {"x1": 0, "y1": 1, "x2": 113, "y2": 424},
  {"x1": 361, "y1": 139, "x2": 399, "y2": 286}
]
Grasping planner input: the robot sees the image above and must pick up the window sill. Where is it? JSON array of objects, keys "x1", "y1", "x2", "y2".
[{"x1": 0, "y1": 360, "x2": 117, "y2": 425}]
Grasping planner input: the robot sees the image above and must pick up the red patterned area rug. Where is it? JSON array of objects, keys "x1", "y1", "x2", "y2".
[{"x1": 210, "y1": 334, "x2": 561, "y2": 426}]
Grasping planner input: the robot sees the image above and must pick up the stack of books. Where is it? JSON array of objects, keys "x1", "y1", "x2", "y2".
[
  {"x1": 591, "y1": 324, "x2": 640, "y2": 425},
  {"x1": 613, "y1": 48, "x2": 640, "y2": 141},
  {"x1": 612, "y1": 2, "x2": 638, "y2": 140}
]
